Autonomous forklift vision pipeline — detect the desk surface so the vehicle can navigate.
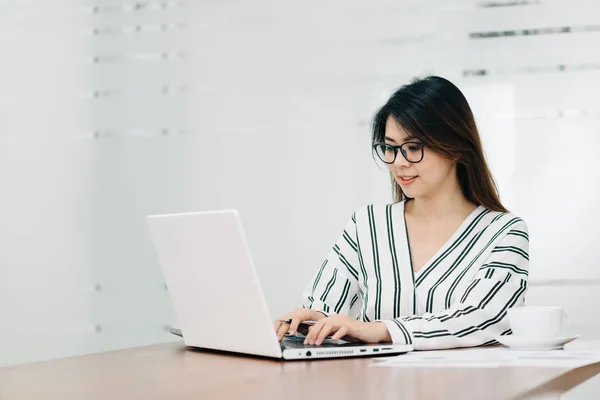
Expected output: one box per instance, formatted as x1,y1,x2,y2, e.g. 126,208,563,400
1,341,600,400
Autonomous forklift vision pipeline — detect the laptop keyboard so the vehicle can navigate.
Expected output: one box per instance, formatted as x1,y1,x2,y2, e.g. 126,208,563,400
281,336,350,349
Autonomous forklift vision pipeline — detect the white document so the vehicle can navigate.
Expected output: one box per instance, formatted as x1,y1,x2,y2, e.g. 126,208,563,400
372,347,600,369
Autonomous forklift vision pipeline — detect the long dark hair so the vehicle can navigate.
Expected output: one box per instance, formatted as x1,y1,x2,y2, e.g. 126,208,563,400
371,76,507,213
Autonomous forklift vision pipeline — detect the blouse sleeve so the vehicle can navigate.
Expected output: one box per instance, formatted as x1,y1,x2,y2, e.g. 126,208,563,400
382,219,530,350
301,213,361,316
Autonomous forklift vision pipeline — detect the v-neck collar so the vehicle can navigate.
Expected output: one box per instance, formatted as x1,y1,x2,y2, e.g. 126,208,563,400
402,200,484,284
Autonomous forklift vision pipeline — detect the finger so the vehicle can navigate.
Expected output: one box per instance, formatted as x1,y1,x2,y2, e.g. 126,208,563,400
304,322,323,345
277,322,290,341
274,320,282,332
331,325,348,341
303,327,314,345
315,324,334,346
275,315,291,329
289,318,302,336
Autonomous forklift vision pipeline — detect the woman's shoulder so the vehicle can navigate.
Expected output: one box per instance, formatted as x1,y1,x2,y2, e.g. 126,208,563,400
349,202,528,234
480,206,529,234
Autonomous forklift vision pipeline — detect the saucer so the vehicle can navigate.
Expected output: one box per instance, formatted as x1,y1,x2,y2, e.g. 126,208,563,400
495,334,579,351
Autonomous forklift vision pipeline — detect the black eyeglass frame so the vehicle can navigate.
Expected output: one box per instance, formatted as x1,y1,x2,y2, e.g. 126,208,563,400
372,141,425,164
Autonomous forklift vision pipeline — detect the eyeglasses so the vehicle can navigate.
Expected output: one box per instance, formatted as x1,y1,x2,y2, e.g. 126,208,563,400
373,142,424,164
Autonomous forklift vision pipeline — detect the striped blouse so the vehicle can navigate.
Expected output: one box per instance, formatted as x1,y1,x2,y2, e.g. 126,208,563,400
301,200,529,350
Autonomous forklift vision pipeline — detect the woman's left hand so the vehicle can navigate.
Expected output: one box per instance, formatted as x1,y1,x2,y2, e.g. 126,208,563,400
303,315,392,346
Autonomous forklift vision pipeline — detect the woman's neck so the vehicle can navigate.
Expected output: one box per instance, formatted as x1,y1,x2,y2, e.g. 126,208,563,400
406,188,476,222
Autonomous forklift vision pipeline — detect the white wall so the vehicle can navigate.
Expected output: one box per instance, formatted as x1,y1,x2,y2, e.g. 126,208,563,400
1,0,599,366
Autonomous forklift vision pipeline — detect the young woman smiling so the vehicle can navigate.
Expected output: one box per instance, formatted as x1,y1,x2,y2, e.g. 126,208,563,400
275,76,529,350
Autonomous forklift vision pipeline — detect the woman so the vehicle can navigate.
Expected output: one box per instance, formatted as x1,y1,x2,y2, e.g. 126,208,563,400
274,76,529,350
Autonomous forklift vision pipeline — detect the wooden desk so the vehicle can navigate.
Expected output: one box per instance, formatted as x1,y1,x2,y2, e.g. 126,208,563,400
1,341,600,400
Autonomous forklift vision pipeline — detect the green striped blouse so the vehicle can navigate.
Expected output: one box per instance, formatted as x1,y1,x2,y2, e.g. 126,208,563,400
302,200,529,350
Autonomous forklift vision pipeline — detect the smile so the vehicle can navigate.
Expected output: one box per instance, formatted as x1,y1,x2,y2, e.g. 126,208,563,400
399,176,418,184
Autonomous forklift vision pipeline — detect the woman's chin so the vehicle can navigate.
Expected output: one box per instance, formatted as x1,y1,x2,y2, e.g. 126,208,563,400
396,181,419,196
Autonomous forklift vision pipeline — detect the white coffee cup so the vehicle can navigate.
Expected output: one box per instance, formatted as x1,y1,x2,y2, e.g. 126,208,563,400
507,306,567,338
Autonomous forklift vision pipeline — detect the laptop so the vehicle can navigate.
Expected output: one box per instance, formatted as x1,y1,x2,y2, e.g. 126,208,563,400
147,209,413,360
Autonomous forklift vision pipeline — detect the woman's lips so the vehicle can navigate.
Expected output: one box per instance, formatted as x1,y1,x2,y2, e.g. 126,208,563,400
399,176,418,185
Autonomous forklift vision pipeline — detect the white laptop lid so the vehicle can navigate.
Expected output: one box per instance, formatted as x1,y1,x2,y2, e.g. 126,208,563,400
147,209,283,358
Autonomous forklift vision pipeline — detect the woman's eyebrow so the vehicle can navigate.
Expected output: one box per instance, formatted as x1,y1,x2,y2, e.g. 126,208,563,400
384,135,418,143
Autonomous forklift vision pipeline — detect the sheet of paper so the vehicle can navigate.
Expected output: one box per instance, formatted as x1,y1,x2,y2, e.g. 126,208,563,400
372,347,600,369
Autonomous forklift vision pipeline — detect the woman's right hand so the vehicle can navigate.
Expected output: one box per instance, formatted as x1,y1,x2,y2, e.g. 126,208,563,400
274,308,327,341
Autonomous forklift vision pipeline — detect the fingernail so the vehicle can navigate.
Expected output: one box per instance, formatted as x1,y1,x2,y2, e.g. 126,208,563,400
290,330,295,335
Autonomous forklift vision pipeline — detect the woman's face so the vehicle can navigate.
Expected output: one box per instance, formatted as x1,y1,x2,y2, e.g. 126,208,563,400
384,115,456,200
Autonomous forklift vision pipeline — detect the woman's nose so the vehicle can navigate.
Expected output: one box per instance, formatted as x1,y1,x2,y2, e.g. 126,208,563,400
393,151,411,168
